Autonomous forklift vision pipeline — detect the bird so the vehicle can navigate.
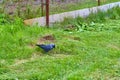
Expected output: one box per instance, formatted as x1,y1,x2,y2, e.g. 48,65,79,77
36,44,55,52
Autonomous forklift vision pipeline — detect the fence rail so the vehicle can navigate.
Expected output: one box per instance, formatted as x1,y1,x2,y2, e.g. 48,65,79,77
24,1,120,26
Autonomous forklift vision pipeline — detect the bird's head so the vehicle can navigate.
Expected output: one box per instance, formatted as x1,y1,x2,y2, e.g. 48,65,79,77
50,44,55,48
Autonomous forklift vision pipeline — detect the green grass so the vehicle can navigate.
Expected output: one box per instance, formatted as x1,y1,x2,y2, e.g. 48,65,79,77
1,19,120,79
30,0,120,18
0,7,120,79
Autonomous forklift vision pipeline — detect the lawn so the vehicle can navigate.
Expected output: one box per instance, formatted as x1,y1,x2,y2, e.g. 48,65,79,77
0,19,120,79
0,6,120,80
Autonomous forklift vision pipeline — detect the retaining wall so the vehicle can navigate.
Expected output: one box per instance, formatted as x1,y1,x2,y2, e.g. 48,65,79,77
24,2,120,26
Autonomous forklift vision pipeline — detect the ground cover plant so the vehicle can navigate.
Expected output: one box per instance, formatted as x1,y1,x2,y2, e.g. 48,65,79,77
0,6,120,79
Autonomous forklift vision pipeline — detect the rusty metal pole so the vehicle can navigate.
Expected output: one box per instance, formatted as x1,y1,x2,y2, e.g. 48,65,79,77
41,0,44,16
98,0,100,6
46,0,49,27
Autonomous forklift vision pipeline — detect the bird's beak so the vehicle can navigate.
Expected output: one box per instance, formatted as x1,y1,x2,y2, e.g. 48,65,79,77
54,45,55,48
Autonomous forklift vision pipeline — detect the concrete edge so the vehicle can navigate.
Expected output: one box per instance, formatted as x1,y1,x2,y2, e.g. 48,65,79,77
24,2,120,26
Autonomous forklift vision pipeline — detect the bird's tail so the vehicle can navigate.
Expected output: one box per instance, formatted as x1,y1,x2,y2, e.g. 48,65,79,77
36,44,44,46
36,44,39,46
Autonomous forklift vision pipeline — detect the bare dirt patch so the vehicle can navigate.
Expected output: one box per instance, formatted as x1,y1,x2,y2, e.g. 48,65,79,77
10,53,71,67
11,59,28,67
10,53,42,67
63,35,81,41
64,25,76,31
27,34,55,49
37,34,55,44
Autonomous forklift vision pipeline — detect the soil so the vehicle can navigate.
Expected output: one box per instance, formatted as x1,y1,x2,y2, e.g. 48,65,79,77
37,34,55,44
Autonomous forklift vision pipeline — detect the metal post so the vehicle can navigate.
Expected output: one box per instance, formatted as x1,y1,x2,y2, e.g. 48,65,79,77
98,0,100,6
46,0,49,27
